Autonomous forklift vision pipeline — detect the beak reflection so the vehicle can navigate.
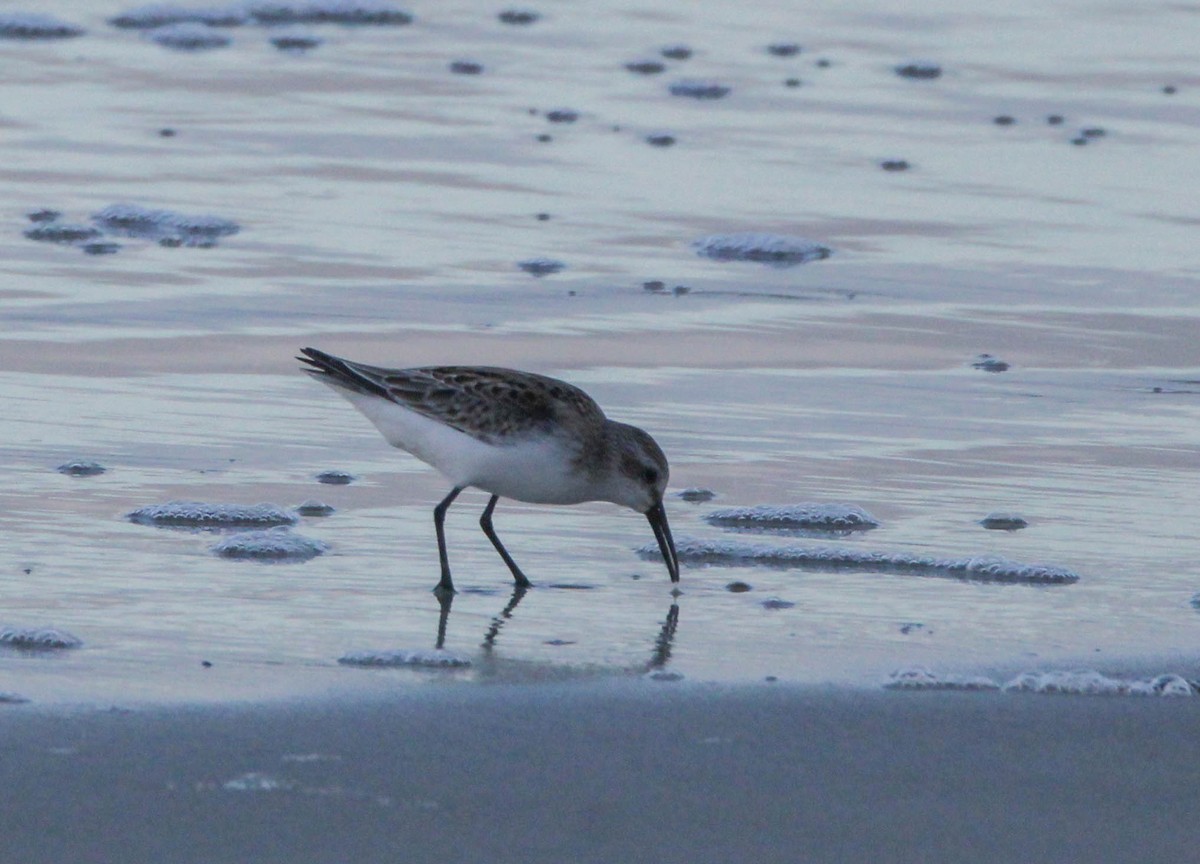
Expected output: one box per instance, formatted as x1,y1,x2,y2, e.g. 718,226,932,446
646,499,680,583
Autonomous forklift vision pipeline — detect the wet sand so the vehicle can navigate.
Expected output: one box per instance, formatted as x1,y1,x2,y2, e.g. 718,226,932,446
3,682,1199,863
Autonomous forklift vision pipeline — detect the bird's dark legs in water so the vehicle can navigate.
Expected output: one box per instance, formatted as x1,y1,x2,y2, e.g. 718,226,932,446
433,486,464,594
434,488,531,594
480,494,533,588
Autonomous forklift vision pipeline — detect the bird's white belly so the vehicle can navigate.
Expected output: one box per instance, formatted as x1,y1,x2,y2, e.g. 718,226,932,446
344,391,596,504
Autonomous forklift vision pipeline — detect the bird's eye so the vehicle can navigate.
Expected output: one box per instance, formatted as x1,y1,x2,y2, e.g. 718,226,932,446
641,467,658,485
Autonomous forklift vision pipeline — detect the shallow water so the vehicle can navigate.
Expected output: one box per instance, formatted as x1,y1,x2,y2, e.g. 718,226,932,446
2,0,1199,703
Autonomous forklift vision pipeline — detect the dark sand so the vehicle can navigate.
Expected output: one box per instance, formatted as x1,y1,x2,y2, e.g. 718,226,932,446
3,682,1199,863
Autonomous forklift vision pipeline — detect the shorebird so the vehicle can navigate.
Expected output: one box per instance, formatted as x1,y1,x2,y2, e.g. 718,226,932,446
298,347,680,593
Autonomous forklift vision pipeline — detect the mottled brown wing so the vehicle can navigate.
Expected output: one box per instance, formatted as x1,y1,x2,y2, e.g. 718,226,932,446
376,365,607,444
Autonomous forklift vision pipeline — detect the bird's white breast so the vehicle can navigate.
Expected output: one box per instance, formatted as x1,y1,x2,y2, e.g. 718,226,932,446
340,390,598,504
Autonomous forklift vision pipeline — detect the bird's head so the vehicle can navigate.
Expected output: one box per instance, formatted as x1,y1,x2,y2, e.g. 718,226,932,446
606,423,679,582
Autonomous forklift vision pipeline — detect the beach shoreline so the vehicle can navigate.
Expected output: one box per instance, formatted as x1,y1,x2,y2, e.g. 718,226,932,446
3,679,1199,863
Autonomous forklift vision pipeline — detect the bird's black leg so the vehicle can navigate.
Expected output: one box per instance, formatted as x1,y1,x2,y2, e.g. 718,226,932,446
479,495,532,588
433,486,464,594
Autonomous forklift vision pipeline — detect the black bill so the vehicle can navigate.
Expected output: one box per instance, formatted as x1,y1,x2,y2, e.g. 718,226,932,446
646,500,680,583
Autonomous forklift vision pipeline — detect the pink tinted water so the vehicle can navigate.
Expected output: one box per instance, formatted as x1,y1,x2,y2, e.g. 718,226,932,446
1,0,1199,702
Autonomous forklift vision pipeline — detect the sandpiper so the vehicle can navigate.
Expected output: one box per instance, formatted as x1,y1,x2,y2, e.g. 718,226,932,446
298,347,680,593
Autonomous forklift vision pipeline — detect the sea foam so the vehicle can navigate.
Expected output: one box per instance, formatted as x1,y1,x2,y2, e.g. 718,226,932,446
705,503,879,532
211,528,328,561
693,233,832,267
338,648,472,668
638,537,1081,584
0,626,83,650
129,501,298,528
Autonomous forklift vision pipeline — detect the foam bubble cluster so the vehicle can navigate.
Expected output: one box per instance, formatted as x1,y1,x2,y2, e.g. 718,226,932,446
625,59,665,75
145,21,232,49
25,204,242,254
57,460,107,476
295,500,335,516
270,30,322,50
92,203,240,242
517,257,565,277
0,13,85,39
244,1,413,25
222,772,294,792
760,597,796,610
24,223,102,244
0,626,83,650
885,666,1001,691
706,503,879,532
497,9,539,25
895,61,942,80
211,528,328,561
1004,670,1198,696
693,233,833,267
109,1,413,28
129,501,299,528
886,667,1199,696
971,353,1010,373
638,537,1081,584
338,648,472,668
980,512,1028,530
109,5,251,28
668,80,730,99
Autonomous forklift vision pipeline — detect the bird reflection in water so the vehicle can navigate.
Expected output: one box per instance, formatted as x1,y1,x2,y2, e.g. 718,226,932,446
480,585,529,653
429,586,680,673
645,602,679,671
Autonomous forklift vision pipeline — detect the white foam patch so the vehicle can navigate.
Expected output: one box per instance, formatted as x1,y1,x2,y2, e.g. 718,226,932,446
668,80,731,99
693,232,832,267
24,223,102,243
887,668,1198,696
295,499,335,516
109,5,250,28
338,648,472,668
885,666,1001,691
93,203,240,238
57,460,106,476
517,257,565,277
0,13,85,39
0,626,83,650
980,512,1028,530
895,60,942,79
270,29,322,49
1004,670,1198,697
129,501,298,528
144,22,233,48
706,503,879,531
222,772,294,792
243,1,414,25
760,597,796,610
211,527,328,561
638,537,1081,584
